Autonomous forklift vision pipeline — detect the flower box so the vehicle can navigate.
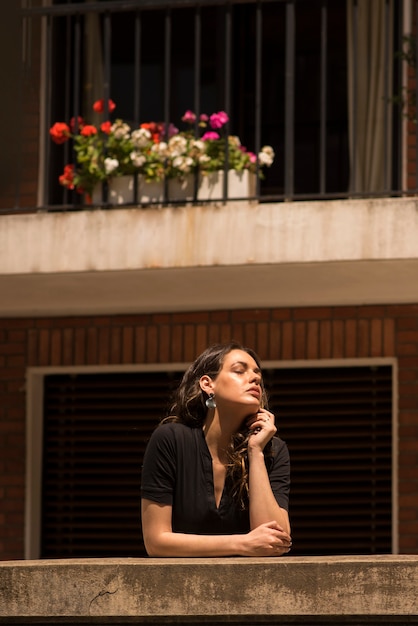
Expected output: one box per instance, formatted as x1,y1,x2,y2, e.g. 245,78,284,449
198,170,256,201
51,99,275,204
93,170,257,206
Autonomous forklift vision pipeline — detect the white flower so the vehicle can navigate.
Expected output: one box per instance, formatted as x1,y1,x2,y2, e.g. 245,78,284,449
173,156,194,172
198,154,211,164
168,135,188,157
111,120,131,140
151,141,168,158
104,158,119,174
258,145,275,167
130,151,146,167
131,128,151,148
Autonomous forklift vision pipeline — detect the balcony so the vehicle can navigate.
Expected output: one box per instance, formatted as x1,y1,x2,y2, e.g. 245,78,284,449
4,0,416,214
1,556,418,624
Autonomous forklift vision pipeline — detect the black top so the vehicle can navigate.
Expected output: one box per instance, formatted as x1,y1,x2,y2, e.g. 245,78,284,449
141,422,290,535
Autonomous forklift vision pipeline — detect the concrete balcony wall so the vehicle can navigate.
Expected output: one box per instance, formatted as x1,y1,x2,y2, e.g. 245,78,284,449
1,197,418,316
1,556,418,625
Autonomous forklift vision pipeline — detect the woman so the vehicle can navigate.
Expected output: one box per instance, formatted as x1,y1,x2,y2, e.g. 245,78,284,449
141,342,291,557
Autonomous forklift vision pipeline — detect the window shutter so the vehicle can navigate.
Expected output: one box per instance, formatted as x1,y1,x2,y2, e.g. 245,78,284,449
41,365,392,557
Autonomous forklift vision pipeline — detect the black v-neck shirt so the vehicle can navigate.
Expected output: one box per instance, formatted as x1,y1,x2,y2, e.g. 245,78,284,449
141,422,290,535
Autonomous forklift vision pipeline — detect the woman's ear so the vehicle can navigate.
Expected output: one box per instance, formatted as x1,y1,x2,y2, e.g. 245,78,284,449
199,375,214,395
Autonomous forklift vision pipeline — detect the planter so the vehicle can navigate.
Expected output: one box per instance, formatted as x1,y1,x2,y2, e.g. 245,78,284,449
198,170,256,201
92,170,257,206
168,176,195,202
137,176,164,204
92,176,135,205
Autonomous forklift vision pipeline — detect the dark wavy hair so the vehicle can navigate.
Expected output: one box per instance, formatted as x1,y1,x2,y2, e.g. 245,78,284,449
162,342,271,508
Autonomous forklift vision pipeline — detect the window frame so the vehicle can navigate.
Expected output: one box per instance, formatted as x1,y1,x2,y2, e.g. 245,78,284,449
25,357,398,559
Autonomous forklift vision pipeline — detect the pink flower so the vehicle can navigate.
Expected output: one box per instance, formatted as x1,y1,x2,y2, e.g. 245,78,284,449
248,151,257,163
209,111,229,129
202,131,220,141
199,113,209,122
181,110,196,123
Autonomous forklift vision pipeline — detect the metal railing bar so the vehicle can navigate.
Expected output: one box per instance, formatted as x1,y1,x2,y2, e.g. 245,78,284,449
21,0,284,18
383,0,390,192
223,3,232,201
163,8,172,202
193,5,202,201
415,0,418,190
44,14,53,207
350,0,358,195
284,0,295,199
319,0,327,195
255,0,262,197
133,10,142,123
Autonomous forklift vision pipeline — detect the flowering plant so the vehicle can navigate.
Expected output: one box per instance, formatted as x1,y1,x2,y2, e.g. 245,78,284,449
50,100,275,197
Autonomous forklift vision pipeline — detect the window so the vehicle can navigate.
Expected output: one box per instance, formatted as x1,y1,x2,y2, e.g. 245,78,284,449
35,361,394,558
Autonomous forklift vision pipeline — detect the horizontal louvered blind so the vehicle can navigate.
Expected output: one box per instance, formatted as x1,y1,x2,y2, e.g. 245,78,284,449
41,365,393,558
41,372,181,557
264,365,393,555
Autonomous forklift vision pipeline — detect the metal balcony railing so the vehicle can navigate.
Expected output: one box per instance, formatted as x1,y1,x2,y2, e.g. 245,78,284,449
15,0,417,212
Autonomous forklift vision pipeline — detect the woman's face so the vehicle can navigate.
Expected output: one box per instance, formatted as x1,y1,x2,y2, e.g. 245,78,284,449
209,349,263,411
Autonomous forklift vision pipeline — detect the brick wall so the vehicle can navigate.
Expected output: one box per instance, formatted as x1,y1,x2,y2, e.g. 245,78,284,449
1,304,417,559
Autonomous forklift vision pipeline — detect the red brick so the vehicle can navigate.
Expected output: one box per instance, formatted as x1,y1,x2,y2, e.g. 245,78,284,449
122,327,134,364
345,319,357,357
98,327,110,364
294,322,306,359
306,320,319,359
159,324,171,362
183,325,197,362
357,319,370,357
74,328,86,364
332,320,344,359
219,323,233,345
86,327,99,364
281,322,293,360
271,309,291,321
383,318,395,356
292,307,327,320
109,327,122,364
268,322,281,360
243,323,256,349
319,320,331,359
62,328,74,365
256,322,269,359
170,325,184,361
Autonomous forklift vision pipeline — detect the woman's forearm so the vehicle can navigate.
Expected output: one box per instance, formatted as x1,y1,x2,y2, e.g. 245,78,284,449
247,448,291,534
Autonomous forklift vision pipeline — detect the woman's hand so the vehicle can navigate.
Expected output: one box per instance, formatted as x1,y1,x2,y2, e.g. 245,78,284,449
240,520,292,557
246,408,277,450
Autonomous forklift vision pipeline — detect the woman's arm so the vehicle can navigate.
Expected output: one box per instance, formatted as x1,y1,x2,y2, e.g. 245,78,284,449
141,499,291,557
247,410,291,535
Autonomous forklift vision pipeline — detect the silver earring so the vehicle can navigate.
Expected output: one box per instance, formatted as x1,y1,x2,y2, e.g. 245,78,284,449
205,393,216,409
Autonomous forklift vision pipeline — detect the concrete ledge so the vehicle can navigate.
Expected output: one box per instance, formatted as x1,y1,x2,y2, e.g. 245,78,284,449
0,556,417,624
2,197,418,316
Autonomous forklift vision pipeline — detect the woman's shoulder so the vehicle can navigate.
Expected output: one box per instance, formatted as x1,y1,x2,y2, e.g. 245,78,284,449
151,421,198,441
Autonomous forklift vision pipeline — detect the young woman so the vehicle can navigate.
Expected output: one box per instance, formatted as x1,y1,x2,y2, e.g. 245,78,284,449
141,342,291,557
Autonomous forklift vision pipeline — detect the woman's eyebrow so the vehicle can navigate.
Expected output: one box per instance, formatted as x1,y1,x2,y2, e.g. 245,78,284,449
232,360,261,374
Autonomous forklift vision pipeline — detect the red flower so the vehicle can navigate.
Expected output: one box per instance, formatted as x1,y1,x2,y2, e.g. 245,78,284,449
70,116,84,132
100,120,112,134
92,98,116,114
58,164,75,189
49,122,70,144
140,121,164,143
80,124,98,137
